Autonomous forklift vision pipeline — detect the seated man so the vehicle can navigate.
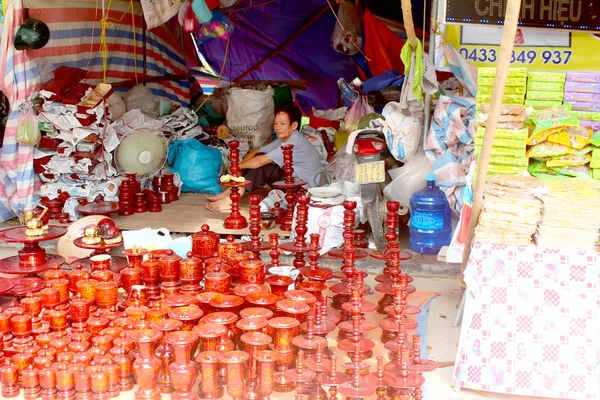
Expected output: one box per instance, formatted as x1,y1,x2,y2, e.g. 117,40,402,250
206,103,322,212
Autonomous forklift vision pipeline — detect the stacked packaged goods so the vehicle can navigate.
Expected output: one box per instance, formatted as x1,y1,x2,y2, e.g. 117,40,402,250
476,67,527,107
534,178,600,251
475,104,528,175
526,106,593,179
474,175,544,246
563,72,600,131
591,146,600,181
524,71,566,110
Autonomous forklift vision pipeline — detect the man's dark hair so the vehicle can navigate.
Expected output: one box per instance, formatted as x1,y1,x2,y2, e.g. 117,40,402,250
275,103,302,129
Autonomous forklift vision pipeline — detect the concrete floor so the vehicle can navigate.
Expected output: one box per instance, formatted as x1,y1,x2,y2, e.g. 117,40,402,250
0,238,556,400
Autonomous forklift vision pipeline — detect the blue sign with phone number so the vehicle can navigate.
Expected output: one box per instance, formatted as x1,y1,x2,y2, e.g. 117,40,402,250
459,48,573,65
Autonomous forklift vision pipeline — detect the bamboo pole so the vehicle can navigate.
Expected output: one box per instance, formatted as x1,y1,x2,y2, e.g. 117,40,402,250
461,0,523,270
400,0,418,48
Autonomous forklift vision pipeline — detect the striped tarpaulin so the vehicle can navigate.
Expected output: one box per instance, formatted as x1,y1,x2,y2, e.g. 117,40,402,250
0,0,191,221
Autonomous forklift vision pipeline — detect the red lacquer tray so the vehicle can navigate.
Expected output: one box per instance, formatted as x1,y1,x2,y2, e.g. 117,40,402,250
6,277,45,296
73,237,123,251
0,254,65,275
76,201,119,216
370,248,413,261
0,277,15,295
0,226,68,243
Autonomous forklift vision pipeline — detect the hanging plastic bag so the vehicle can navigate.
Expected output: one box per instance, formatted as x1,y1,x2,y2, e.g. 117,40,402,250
191,0,213,23
330,0,363,56
16,104,41,145
196,10,234,45
343,95,373,132
383,151,433,208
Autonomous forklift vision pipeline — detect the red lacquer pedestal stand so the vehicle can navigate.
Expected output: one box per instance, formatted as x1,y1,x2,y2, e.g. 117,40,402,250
273,145,306,232
302,234,333,282
73,237,128,272
223,140,252,230
242,195,270,257
279,194,311,270
370,200,412,261
335,201,376,398
330,201,370,311
327,201,369,259
0,226,67,275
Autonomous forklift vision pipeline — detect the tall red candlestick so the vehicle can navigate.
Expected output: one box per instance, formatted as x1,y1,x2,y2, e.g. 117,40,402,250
223,140,251,230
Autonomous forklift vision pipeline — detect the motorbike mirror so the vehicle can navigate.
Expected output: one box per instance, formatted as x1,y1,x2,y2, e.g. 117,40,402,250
14,17,50,51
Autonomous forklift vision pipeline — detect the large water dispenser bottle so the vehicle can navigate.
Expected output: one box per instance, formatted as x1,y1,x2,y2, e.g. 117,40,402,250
409,174,452,255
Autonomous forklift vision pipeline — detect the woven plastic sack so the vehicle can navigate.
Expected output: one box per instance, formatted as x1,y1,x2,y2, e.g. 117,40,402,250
226,87,274,150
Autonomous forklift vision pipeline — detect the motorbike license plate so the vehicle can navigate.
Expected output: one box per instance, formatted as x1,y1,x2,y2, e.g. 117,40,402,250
355,161,385,184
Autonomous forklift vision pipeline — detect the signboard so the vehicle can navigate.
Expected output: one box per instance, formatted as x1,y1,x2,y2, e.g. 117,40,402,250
444,25,600,71
445,0,599,32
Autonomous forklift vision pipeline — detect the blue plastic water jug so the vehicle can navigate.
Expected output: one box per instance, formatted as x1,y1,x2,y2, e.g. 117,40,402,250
409,174,452,255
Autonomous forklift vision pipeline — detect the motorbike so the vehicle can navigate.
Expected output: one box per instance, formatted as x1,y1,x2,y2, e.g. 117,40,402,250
348,129,402,249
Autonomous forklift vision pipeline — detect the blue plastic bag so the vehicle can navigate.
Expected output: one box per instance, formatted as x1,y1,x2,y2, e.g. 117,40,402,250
168,139,222,194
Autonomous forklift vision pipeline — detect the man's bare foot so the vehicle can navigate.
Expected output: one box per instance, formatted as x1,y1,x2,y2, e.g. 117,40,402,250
205,197,232,212
206,189,230,201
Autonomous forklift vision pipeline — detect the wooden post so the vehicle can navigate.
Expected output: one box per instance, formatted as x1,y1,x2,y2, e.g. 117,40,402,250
400,0,418,48
233,6,328,83
461,0,523,270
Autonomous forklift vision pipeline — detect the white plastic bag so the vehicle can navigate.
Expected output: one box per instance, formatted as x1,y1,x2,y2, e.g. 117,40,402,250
384,151,432,208
125,86,160,118
330,0,362,55
16,105,41,145
381,101,422,162
140,0,183,29
226,87,274,150
327,148,357,182
122,228,173,251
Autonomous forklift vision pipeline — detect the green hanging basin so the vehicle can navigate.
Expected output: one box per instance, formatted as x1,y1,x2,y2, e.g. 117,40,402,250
14,18,50,51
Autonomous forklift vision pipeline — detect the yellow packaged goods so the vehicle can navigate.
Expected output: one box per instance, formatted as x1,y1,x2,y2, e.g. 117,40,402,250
524,100,569,110
479,85,526,95
526,91,565,101
592,148,600,160
526,142,569,158
527,125,564,146
550,165,591,178
479,67,527,77
590,159,600,169
547,126,592,150
545,153,592,167
487,164,528,175
526,81,565,91
475,136,526,149
527,71,566,82
571,111,597,121
487,155,529,167
476,126,529,140
593,169,600,180
477,103,526,116
475,113,526,125
476,93,525,105
478,76,527,86
475,145,525,157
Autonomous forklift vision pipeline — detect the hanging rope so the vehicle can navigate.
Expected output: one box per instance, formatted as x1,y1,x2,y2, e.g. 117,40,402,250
192,35,232,114
99,0,139,84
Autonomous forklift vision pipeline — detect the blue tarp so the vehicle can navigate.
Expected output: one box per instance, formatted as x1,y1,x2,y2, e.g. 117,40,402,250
200,1,358,112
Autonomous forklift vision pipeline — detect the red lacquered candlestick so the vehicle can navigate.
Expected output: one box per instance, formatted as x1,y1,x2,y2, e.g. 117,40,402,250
268,233,280,270
280,194,311,270
242,195,269,257
326,201,369,259
273,145,306,232
370,200,400,260
302,234,332,282
223,141,251,230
